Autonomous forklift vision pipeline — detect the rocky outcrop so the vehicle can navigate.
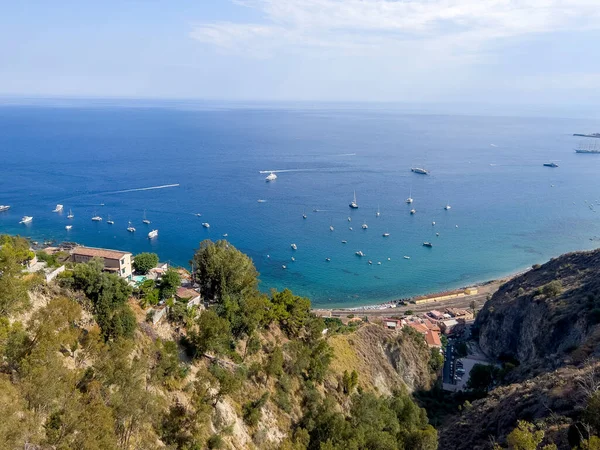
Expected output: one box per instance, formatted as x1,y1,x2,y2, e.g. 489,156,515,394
439,362,600,450
476,248,600,373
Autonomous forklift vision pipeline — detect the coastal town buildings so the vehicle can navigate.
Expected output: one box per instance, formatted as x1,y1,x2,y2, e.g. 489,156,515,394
71,246,133,279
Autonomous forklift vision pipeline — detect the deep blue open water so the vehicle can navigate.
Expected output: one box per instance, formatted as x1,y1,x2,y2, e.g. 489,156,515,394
1,103,599,307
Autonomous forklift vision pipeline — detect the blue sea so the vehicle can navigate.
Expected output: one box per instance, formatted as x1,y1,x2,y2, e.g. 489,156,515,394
1,102,599,308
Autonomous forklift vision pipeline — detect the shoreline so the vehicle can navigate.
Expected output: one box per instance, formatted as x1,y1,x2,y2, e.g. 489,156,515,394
312,266,532,314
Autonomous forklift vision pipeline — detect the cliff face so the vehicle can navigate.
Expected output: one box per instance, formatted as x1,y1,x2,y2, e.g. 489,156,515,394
476,248,600,372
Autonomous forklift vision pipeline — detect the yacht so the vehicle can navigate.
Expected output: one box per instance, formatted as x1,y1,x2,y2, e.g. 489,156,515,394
20,216,33,224
148,229,158,239
410,209,416,215
291,243,297,250
127,221,136,232
406,188,413,204
67,209,74,219
355,251,365,257
423,242,433,248
349,190,358,209
65,225,72,230
265,172,277,182
0,205,10,212
107,215,114,225
142,210,151,224
53,204,64,212
411,167,429,175
202,222,210,228
91,215,102,221
382,232,390,237
361,221,368,229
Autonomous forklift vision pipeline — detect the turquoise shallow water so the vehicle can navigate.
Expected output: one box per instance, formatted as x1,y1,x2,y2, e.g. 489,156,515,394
1,104,599,307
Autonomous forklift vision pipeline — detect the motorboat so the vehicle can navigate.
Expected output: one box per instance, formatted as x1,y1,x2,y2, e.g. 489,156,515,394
20,216,33,224
423,242,433,248
127,221,136,232
355,251,365,257
383,232,390,237
325,258,331,262
53,204,63,212
202,222,210,228
411,167,429,175
266,172,277,182
107,215,114,225
291,243,297,250
0,205,10,212
432,221,436,226
91,215,102,221
410,209,416,215
148,229,158,239
330,225,334,231
444,203,451,210
361,221,368,229
65,225,72,230
342,240,347,244
404,256,410,259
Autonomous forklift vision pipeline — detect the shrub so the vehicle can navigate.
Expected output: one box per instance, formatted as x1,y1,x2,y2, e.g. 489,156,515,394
132,253,159,274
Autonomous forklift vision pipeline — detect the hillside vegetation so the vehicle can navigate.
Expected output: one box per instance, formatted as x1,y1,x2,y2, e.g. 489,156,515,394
0,236,438,450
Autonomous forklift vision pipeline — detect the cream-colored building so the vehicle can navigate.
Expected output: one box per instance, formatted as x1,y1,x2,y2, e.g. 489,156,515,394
71,246,133,279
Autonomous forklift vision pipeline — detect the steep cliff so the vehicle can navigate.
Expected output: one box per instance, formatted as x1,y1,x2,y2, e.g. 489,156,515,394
476,248,600,373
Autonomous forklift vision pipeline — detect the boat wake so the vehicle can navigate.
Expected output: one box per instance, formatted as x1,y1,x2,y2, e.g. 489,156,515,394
104,184,180,194
258,168,329,174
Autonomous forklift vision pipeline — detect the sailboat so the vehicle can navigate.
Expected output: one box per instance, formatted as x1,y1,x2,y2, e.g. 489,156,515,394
362,220,368,229
127,221,136,232
302,208,307,219
406,188,413,204
67,209,74,219
142,210,151,224
444,202,451,210
349,191,358,209
107,215,114,225
376,205,381,217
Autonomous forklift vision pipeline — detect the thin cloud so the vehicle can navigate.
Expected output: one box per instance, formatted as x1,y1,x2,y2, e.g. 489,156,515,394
191,0,600,56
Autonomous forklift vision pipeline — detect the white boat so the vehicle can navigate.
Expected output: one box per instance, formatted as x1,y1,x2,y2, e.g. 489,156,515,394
142,210,151,224
291,257,295,261
406,188,413,204
282,265,287,270
265,172,277,182
202,222,210,228
342,240,347,244
410,209,416,215
368,260,373,265
53,204,64,212
349,227,353,231
325,258,331,262
303,209,307,219
404,256,411,260
377,262,381,265
0,205,10,212
347,216,351,222
223,233,228,237
355,251,365,257
67,209,74,219
411,167,429,175
376,205,381,217
432,221,436,226
91,215,102,221
329,225,334,231
19,216,33,224
444,203,451,210
349,190,358,209
361,221,368,229
291,243,297,250
383,232,390,237
127,221,136,232
195,213,202,217
148,229,158,239
257,199,267,203
107,215,114,225
65,225,72,230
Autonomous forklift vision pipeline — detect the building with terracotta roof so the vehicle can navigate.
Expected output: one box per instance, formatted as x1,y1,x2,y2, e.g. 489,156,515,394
425,330,442,348
176,287,202,308
71,246,133,279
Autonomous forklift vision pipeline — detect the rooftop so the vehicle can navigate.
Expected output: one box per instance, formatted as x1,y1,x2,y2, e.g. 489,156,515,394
425,330,442,347
176,287,200,299
72,246,131,260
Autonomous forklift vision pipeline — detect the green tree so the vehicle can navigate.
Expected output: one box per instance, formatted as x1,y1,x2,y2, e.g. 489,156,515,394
265,346,284,379
132,252,159,274
192,240,258,302
466,363,498,392
243,392,270,426
0,235,32,316
506,420,547,450
342,370,359,395
159,268,181,300
189,309,231,356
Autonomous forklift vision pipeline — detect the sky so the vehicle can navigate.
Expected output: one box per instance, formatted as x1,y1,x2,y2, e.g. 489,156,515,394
2,0,600,106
